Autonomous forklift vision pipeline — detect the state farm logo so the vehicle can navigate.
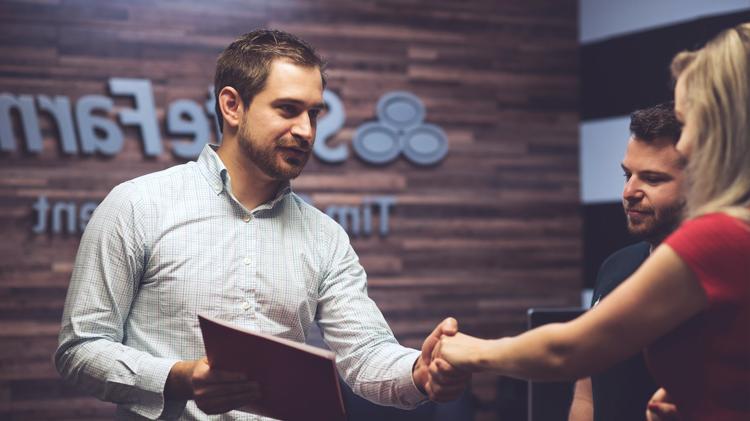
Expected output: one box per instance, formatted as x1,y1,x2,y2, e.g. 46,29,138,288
315,91,448,166
354,92,448,165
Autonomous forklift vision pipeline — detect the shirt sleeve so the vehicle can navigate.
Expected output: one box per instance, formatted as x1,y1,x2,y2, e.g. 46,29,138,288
54,182,186,419
315,223,427,409
664,212,750,304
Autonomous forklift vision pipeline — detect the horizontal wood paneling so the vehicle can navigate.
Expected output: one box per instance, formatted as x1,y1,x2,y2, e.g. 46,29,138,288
0,0,579,419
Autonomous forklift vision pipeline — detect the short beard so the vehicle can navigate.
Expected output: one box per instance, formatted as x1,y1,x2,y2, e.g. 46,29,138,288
626,200,685,245
238,122,308,180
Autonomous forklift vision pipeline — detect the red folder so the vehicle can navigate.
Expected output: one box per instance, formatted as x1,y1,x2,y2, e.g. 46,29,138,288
198,313,346,421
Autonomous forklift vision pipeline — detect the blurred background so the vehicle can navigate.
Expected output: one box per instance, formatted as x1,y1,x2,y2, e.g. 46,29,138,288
1,1,748,420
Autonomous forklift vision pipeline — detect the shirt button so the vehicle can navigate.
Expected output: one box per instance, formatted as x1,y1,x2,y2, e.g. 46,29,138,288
243,216,251,223
242,301,252,311
243,257,251,265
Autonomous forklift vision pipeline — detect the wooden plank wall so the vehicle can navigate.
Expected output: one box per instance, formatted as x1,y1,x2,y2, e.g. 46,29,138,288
0,0,580,419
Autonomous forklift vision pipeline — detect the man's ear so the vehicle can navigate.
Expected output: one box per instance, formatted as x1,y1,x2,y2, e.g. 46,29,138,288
218,86,244,130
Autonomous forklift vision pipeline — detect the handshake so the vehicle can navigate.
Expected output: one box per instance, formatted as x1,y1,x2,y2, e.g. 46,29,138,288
414,317,481,402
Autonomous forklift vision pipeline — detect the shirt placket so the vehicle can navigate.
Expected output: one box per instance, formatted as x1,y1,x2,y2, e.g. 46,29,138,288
241,211,260,323
240,212,268,421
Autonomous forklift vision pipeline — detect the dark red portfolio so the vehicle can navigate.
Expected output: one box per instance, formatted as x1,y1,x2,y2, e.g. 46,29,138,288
198,313,346,421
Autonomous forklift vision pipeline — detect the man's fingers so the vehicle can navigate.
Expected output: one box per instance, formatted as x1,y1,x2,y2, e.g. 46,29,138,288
209,381,258,395
422,320,447,362
195,386,262,415
429,358,469,383
439,317,458,336
421,338,437,362
193,357,248,384
192,359,262,414
647,402,679,415
425,357,471,403
647,403,680,421
201,370,249,384
422,317,458,363
649,387,668,403
428,317,458,343
194,381,260,400
431,338,442,362
646,387,679,421
424,376,434,397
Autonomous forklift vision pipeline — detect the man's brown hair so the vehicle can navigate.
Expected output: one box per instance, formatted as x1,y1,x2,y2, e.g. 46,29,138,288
214,29,326,132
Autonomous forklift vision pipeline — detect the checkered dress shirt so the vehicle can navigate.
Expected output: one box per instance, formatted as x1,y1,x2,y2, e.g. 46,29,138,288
56,144,424,420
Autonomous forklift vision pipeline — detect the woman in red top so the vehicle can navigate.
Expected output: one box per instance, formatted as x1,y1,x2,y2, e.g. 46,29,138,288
433,24,750,420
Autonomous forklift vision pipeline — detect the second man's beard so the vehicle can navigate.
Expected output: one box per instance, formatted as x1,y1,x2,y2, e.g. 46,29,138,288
626,200,685,244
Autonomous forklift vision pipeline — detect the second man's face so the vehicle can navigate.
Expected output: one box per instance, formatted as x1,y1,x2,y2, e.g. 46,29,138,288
238,59,325,181
621,137,686,243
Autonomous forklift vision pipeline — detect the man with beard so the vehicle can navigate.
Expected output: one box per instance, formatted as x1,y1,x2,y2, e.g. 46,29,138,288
55,30,468,420
568,102,685,421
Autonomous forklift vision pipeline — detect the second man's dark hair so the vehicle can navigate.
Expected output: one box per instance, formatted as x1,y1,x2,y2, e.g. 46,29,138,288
629,101,682,144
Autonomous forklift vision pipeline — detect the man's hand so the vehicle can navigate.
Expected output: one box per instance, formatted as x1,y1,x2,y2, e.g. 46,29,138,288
165,357,260,415
413,317,471,402
568,378,594,421
646,388,681,421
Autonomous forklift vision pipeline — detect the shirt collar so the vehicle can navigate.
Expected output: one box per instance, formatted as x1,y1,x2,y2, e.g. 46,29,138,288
197,144,227,195
196,143,293,210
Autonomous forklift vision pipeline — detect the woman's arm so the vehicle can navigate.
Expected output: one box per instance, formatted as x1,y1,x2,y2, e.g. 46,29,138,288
435,244,707,381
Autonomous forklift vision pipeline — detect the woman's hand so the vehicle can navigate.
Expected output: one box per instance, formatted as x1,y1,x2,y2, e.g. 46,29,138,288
433,332,492,371
646,388,680,421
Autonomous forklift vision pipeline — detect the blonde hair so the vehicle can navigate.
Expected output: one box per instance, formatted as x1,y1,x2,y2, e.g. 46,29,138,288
671,23,750,221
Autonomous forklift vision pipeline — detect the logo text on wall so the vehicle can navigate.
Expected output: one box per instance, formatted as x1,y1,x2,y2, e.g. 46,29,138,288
1,79,449,236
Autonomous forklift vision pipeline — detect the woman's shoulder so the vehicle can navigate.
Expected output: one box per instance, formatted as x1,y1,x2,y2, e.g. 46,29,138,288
665,211,750,288
678,211,750,239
